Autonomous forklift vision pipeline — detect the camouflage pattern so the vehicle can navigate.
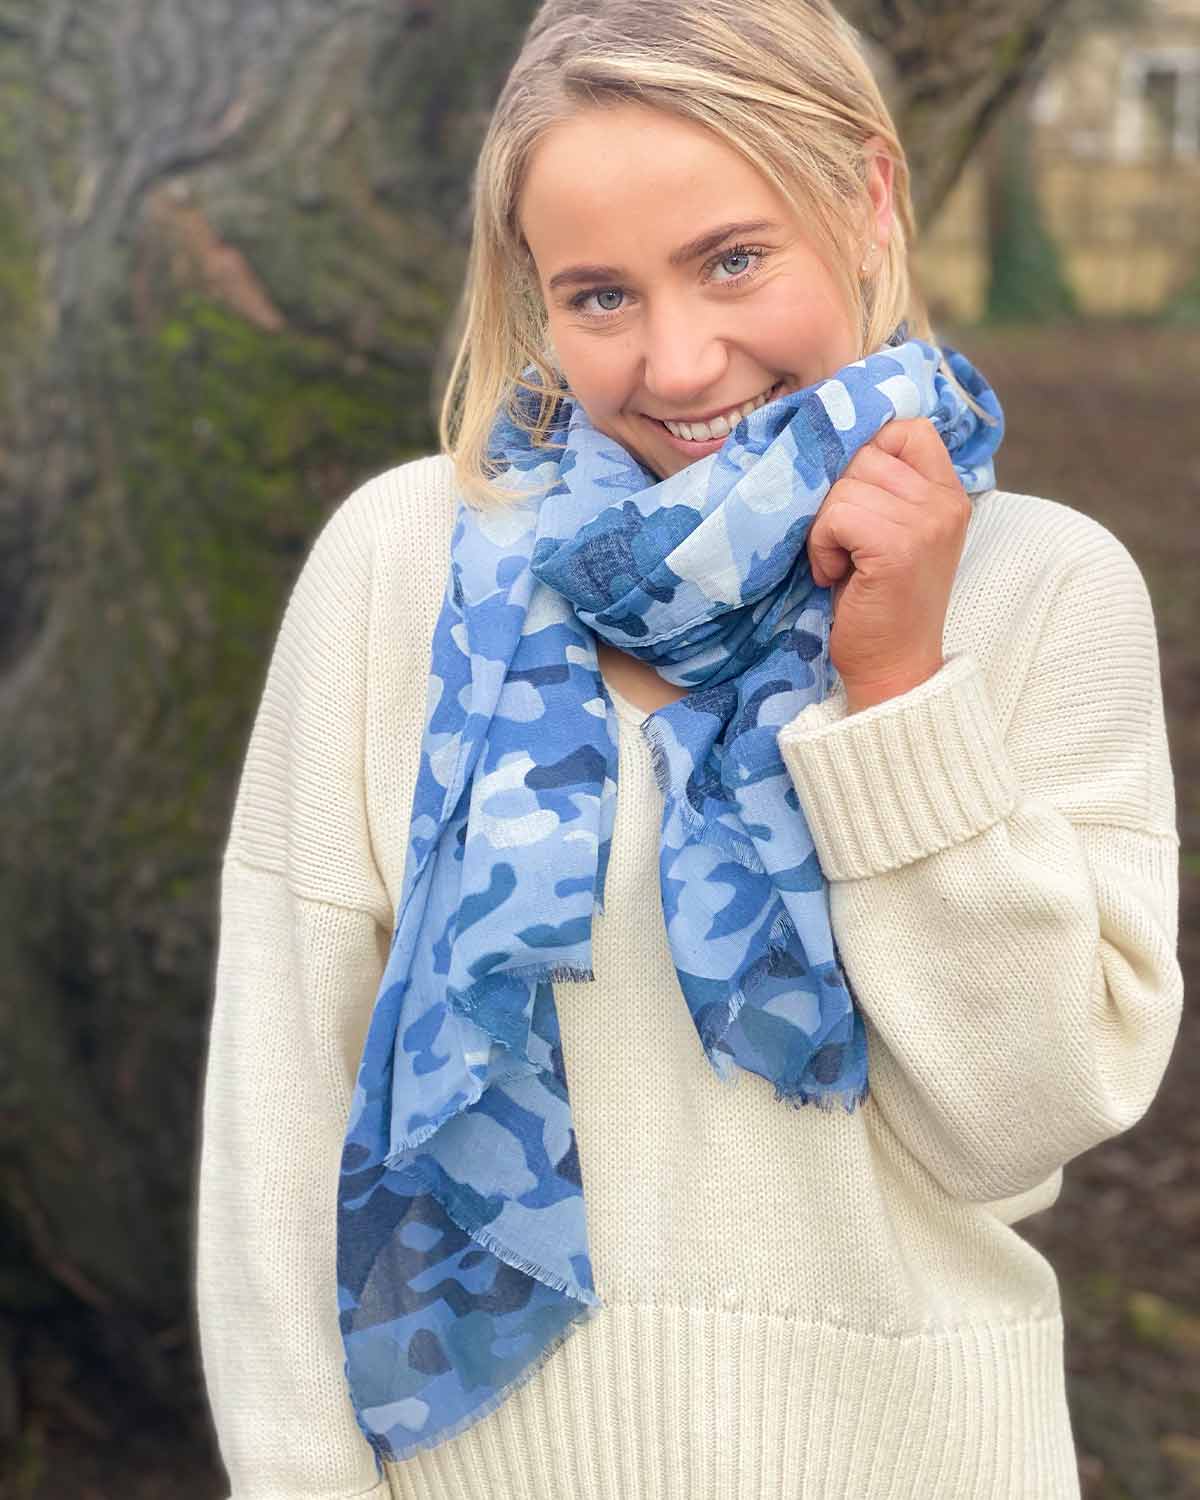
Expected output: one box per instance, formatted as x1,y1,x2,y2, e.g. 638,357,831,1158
337,335,1004,1467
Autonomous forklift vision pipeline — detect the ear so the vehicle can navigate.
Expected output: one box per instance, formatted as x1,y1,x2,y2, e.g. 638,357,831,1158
862,134,895,251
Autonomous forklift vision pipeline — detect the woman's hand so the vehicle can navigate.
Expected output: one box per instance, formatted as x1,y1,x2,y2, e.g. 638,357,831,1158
807,417,971,715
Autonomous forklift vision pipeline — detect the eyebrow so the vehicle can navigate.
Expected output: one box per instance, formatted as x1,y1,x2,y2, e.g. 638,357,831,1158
545,219,782,292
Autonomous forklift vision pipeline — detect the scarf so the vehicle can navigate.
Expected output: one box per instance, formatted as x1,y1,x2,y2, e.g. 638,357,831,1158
337,332,1004,1468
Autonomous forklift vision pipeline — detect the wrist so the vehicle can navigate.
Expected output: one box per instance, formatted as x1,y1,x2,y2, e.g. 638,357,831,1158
842,658,944,715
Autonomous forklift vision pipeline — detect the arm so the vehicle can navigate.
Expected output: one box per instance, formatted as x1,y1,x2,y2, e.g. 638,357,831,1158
194,490,395,1498
778,528,1182,1203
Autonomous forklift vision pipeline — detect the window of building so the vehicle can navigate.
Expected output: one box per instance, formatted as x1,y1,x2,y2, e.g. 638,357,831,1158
1115,48,1200,160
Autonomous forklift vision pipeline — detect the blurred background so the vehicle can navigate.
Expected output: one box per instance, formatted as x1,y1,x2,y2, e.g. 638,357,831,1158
0,1,1195,1497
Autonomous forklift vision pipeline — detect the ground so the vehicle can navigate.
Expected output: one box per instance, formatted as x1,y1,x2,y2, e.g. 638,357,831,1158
7,321,1198,1500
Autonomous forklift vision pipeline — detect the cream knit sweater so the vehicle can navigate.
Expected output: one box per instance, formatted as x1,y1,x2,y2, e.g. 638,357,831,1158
195,453,1182,1500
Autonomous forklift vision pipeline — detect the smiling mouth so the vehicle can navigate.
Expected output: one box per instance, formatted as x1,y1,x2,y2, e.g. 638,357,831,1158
649,379,788,443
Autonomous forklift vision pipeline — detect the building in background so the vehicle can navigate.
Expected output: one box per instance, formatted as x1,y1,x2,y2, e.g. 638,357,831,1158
916,0,1200,322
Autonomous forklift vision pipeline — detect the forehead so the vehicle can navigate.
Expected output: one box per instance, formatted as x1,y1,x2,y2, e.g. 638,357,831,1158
518,103,789,272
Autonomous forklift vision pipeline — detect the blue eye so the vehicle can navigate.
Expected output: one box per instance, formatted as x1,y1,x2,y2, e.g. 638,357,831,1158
567,243,768,319
569,287,624,315
711,246,766,282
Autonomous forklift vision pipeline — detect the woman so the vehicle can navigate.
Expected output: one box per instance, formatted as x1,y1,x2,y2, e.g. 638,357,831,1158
195,2,1182,1497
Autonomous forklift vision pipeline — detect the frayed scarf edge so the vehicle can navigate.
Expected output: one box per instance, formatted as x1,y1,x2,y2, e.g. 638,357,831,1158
363,1295,605,1469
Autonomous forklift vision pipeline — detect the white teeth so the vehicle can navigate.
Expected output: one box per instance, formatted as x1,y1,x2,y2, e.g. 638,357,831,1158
661,381,781,441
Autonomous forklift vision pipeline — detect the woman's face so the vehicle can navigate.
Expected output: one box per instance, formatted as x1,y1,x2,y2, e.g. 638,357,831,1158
519,103,893,479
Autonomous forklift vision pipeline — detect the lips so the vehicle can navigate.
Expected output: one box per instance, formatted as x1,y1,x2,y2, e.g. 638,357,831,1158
652,379,787,443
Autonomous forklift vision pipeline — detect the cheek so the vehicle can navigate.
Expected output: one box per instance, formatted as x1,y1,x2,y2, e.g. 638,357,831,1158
757,276,842,334
753,282,858,373
555,335,635,415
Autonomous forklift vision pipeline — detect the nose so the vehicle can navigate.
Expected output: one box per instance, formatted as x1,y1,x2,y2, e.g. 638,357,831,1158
639,300,729,411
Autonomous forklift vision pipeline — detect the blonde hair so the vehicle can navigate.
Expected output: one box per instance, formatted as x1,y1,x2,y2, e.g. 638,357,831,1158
439,0,937,507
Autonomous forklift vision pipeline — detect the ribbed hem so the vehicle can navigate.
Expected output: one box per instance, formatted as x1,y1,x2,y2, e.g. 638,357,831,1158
381,1303,1079,1500
776,653,1019,880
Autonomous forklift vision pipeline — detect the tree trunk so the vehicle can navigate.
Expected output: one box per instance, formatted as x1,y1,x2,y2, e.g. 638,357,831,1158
982,92,1078,321
840,0,1077,230
0,0,535,1469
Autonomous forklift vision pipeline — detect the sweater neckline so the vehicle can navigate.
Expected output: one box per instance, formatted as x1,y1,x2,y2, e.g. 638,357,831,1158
602,677,649,728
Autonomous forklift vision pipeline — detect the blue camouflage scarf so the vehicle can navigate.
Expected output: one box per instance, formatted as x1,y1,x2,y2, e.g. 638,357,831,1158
337,332,1003,1469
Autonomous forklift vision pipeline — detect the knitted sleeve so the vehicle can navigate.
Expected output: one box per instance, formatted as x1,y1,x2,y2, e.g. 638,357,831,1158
195,484,394,1499
776,523,1182,1203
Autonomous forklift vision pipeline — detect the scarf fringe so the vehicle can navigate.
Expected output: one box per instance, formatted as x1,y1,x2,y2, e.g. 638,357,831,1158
384,1112,463,1161
710,934,867,1115
384,964,599,1163
462,1217,602,1306
383,1054,551,1165
641,718,776,876
640,714,674,798
378,1150,601,1308
365,1295,605,1468
769,907,799,947
719,909,800,1030
703,1041,868,1114
451,963,596,1016
772,1076,871,1113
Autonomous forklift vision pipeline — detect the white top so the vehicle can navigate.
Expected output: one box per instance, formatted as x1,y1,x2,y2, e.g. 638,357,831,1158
195,453,1182,1500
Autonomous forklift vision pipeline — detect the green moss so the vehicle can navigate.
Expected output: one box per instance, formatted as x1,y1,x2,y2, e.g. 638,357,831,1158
0,191,38,339
2,1416,46,1499
1125,1290,1200,1353
0,83,43,391
2,281,426,1318
995,23,1033,74
1162,262,1200,325
158,319,193,355
75,289,430,871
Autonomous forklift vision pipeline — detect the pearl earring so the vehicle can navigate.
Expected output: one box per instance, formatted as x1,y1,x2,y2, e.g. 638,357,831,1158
859,243,878,275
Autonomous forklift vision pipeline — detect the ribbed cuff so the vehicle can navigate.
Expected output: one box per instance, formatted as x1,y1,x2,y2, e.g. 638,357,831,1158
776,654,1018,881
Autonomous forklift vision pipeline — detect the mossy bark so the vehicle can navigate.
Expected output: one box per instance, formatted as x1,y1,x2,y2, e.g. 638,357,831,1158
0,0,532,1466
839,0,1078,229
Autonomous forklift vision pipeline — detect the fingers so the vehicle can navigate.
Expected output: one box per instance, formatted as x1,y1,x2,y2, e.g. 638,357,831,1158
866,417,961,490
807,419,969,590
807,490,910,587
840,443,929,508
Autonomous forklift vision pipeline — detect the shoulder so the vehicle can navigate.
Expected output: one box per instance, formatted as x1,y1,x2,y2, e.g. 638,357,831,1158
304,455,464,910
964,489,1173,831
948,487,1161,732
309,451,459,583
954,486,1153,641
283,452,460,655
964,487,1145,588
227,454,460,911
